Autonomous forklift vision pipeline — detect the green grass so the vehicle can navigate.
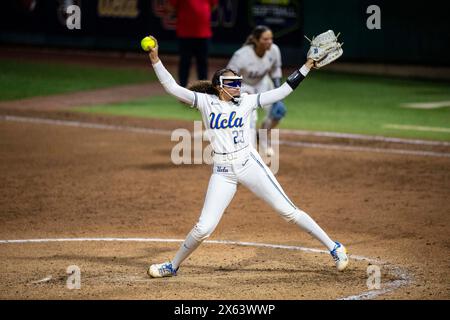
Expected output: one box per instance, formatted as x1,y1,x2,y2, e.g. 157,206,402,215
75,95,203,121
281,72,450,140
0,59,156,101
3,57,449,141
75,71,450,141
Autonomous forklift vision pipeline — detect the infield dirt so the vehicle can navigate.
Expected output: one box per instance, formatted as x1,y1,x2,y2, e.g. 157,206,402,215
0,50,449,299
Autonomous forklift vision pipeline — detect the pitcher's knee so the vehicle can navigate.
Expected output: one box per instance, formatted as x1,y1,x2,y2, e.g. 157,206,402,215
279,208,302,223
191,223,215,241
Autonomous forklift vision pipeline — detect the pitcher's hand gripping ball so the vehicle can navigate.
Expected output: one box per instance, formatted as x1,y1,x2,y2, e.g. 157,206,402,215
141,36,157,52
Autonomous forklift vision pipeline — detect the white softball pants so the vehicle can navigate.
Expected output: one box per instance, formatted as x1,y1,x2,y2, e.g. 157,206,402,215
172,147,336,270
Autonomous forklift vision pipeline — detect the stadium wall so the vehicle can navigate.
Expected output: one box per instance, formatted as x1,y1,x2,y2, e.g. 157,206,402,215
0,0,448,66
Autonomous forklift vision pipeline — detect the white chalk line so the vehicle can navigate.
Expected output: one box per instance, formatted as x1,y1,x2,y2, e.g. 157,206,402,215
280,128,450,146
278,140,450,158
2,115,450,158
1,115,173,136
0,237,412,300
384,124,450,133
401,101,450,109
3,115,450,147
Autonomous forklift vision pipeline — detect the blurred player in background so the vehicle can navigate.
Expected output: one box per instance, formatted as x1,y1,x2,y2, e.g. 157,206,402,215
227,25,285,156
168,0,218,88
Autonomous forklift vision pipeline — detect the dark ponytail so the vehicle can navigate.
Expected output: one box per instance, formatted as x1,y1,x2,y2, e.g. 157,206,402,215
188,80,219,95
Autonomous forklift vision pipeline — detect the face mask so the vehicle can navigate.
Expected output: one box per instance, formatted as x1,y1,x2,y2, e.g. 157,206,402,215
223,80,242,88
219,75,243,89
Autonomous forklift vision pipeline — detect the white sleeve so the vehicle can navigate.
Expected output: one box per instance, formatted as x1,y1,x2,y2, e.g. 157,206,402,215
258,64,310,107
270,45,282,79
257,83,293,107
227,51,241,73
152,61,196,106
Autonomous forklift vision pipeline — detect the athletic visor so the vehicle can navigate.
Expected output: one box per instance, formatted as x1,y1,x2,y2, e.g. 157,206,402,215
220,75,243,88
223,80,242,88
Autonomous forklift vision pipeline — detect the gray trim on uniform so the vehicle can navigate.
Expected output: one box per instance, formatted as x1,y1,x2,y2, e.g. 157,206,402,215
193,92,198,108
257,93,262,109
249,152,297,210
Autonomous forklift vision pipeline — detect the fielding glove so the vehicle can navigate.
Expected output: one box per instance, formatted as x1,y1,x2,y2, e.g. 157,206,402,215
306,30,343,68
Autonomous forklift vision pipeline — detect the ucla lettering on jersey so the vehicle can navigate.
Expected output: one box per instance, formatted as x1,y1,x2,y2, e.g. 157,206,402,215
209,111,244,129
195,92,256,154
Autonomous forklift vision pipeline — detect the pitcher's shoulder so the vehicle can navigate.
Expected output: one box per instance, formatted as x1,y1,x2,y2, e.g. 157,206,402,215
239,92,260,109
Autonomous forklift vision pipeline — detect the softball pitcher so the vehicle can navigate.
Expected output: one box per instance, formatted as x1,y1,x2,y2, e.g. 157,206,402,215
227,25,284,156
146,33,348,278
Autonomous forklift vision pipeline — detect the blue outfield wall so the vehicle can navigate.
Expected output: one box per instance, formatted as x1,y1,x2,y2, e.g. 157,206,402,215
0,0,449,66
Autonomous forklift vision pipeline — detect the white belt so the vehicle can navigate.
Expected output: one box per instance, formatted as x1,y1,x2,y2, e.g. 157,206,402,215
213,145,250,163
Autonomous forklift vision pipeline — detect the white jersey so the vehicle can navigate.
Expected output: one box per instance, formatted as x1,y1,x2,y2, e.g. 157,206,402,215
192,92,258,154
227,44,282,92
152,60,306,155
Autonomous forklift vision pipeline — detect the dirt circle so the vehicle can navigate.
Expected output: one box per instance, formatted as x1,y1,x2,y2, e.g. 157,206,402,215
1,111,449,299
0,238,409,300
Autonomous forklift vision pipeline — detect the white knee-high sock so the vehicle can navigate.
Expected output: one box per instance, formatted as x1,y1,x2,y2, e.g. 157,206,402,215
292,209,336,251
172,229,203,270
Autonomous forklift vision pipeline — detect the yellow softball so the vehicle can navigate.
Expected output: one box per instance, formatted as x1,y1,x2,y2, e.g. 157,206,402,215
141,36,156,52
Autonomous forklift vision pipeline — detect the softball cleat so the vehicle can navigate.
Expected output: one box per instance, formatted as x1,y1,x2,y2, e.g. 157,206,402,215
148,261,177,278
330,241,349,271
